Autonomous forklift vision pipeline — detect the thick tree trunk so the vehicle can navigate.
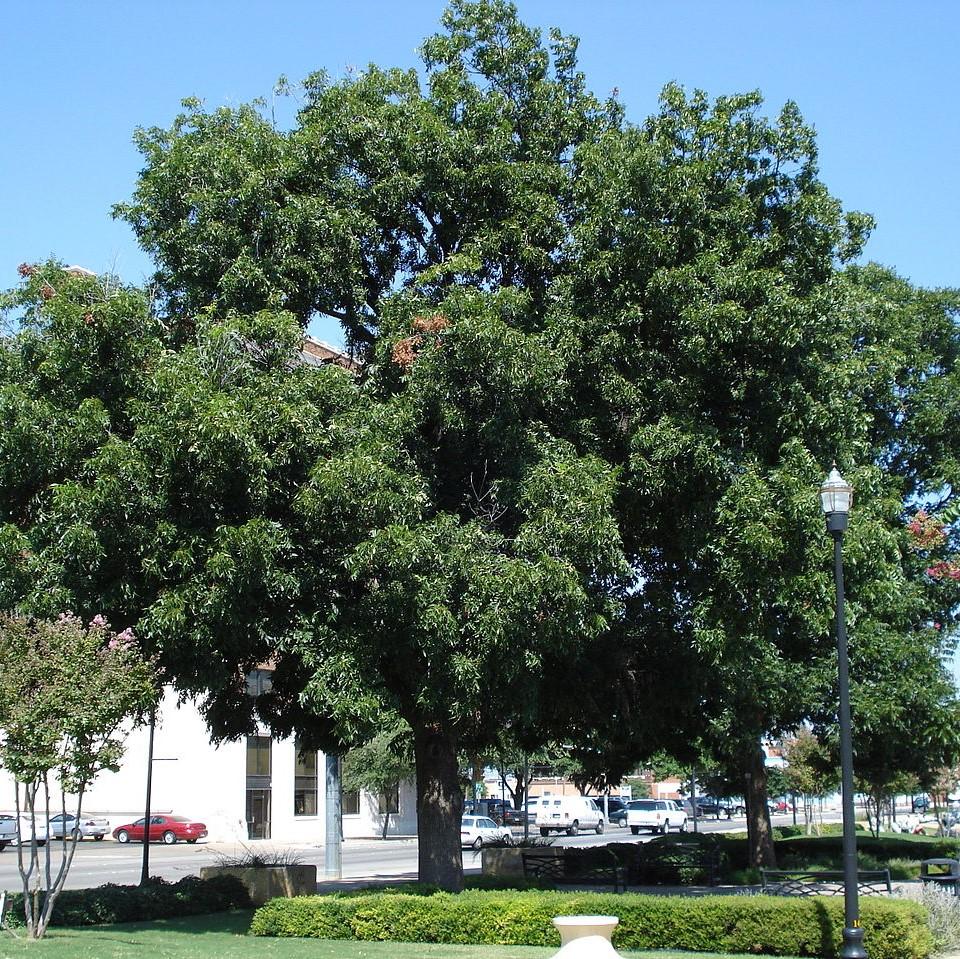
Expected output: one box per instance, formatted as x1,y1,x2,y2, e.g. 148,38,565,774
745,745,776,867
414,724,464,891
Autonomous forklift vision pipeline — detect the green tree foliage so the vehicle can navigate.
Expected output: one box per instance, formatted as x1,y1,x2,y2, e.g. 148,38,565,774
112,1,631,889
557,94,960,860
5,1,960,889
0,613,156,938
0,263,356,746
782,729,839,835
342,723,415,838
115,0,622,350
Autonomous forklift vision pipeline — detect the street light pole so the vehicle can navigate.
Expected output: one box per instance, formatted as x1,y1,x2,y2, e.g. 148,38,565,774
140,707,156,887
821,466,866,959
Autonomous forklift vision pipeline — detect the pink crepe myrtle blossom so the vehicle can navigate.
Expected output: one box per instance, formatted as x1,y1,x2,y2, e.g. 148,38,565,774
108,628,136,649
907,510,947,550
927,561,960,581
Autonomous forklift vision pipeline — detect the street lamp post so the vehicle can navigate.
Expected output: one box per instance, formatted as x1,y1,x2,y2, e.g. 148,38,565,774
820,465,866,959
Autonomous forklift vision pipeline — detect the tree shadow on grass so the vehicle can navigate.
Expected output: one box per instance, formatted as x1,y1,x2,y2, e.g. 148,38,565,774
40,909,256,945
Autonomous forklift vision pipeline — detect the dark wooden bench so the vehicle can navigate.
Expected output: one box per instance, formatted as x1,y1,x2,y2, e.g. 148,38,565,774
522,850,627,893
760,868,891,896
635,841,723,886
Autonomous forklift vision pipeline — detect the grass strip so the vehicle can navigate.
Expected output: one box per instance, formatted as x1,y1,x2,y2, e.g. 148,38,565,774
0,911,803,959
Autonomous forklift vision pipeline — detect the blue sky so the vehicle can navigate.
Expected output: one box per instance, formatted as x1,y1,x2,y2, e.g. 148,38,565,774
1,0,958,351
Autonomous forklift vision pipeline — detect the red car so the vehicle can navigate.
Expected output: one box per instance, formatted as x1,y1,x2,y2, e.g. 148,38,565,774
112,815,207,845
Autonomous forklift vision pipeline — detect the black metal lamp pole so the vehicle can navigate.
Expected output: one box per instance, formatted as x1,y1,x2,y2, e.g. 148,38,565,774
821,466,866,959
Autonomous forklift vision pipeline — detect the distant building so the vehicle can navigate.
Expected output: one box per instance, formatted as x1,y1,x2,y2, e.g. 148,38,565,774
300,335,358,371
0,685,416,842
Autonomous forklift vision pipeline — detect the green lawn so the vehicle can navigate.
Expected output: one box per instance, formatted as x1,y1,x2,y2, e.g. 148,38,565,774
0,912,799,959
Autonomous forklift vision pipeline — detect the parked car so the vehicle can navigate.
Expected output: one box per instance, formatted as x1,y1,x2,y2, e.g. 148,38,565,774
627,798,688,834
502,803,537,827
48,813,109,841
604,797,629,827
536,796,605,836
0,815,15,851
464,799,510,823
113,814,208,845
690,797,732,819
460,815,511,849
12,816,48,846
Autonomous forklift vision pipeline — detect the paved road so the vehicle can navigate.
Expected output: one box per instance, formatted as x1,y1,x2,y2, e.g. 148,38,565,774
0,813,802,891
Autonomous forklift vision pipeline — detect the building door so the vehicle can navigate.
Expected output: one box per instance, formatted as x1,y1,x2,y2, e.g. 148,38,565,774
245,735,272,839
246,788,271,840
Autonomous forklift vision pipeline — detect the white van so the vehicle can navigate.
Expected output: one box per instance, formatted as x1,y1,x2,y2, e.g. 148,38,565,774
535,796,605,836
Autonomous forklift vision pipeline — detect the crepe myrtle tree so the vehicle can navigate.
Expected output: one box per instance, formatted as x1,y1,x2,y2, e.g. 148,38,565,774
0,614,156,939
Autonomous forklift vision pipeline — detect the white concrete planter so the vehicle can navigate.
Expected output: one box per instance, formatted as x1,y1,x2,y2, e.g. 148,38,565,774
551,915,623,959
481,846,525,877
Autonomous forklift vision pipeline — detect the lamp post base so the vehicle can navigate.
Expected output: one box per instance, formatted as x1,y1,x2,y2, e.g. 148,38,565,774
841,925,867,959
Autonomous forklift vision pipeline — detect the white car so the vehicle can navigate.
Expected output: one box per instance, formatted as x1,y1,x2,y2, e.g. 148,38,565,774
627,799,688,835
13,816,49,846
48,813,109,841
460,815,511,849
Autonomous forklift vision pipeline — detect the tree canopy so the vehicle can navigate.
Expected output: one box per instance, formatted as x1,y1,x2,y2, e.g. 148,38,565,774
2,0,959,887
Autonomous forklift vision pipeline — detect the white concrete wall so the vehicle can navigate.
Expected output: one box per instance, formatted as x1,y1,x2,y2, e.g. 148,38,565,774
0,688,418,841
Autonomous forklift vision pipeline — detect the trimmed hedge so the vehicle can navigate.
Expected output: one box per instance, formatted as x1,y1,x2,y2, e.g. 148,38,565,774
3,875,252,928
250,889,933,959
778,835,960,859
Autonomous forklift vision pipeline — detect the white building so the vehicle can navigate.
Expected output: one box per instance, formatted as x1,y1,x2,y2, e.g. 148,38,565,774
1,686,417,843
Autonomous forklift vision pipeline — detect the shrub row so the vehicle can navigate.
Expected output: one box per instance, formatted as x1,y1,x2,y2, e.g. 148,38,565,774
250,888,933,959
776,834,960,866
552,832,956,882
3,874,252,928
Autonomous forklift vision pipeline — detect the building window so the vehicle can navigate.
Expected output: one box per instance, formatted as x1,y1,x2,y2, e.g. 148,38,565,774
294,739,318,816
245,669,273,697
246,736,272,778
342,790,360,815
378,783,399,815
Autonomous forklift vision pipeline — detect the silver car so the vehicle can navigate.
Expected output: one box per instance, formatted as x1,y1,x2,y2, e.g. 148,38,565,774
48,813,109,841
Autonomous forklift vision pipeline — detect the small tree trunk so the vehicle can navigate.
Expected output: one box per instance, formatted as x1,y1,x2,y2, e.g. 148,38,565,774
414,724,464,891
745,746,776,867
381,810,391,840
35,788,84,939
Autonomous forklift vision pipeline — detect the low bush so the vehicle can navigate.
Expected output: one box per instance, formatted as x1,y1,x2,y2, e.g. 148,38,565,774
772,834,960,875
479,835,554,848
250,888,933,959
214,844,305,868
711,831,957,875
3,875,251,928
918,882,960,952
